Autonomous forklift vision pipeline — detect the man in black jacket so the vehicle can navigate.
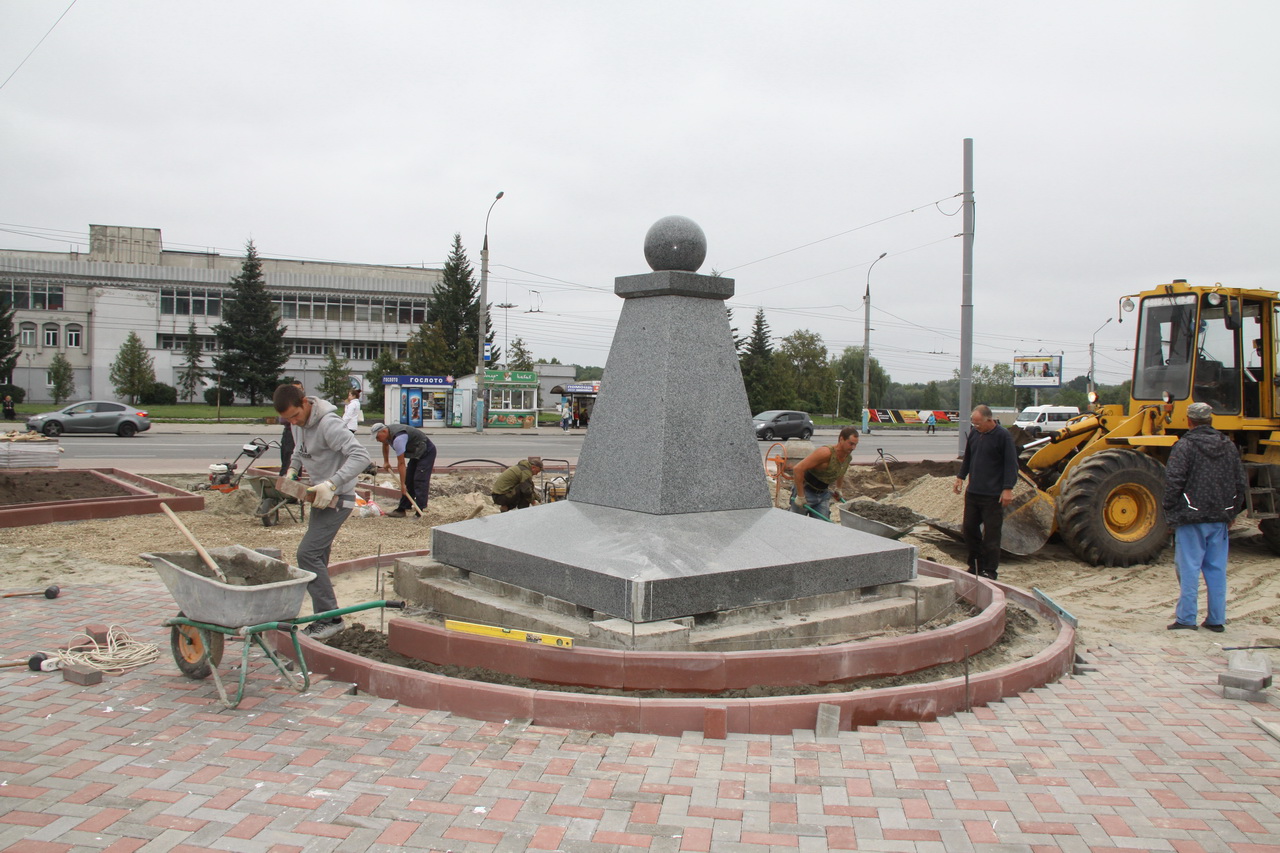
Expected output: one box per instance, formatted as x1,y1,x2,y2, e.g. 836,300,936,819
1163,402,1247,632
953,405,1018,580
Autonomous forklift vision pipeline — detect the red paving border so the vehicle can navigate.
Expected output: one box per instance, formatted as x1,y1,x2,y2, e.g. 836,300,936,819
288,558,1076,736
0,468,204,527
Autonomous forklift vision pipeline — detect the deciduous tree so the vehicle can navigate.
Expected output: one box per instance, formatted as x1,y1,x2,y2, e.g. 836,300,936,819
49,352,74,404
507,337,534,370
319,347,352,404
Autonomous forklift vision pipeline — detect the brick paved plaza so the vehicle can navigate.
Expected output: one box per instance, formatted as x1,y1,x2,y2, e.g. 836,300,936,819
1,580,1278,852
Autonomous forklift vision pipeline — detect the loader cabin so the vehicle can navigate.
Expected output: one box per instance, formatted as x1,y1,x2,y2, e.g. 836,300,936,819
1128,281,1278,425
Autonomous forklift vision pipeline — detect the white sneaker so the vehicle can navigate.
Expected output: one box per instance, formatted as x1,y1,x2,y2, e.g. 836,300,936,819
303,618,345,640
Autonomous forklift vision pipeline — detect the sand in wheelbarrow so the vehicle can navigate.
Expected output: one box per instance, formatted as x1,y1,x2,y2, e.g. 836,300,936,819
841,500,923,528
185,551,294,587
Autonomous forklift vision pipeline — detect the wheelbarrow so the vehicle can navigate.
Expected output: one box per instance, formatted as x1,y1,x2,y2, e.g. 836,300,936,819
142,546,404,709
244,474,306,527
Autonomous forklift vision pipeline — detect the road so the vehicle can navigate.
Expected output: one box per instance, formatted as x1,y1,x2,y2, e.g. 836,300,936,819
46,425,964,475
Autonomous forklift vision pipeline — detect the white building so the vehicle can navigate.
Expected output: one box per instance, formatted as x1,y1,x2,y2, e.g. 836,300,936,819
1,225,442,404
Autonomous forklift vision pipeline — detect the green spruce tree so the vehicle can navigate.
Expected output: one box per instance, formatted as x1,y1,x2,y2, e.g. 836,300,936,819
49,352,75,404
176,321,206,402
740,308,786,413
109,331,156,404
427,234,499,378
212,240,290,405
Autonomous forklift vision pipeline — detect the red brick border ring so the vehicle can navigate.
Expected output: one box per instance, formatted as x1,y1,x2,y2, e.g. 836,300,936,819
291,557,1076,736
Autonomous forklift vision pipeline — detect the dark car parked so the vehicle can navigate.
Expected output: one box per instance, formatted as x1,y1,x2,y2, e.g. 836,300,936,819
27,401,151,437
752,410,814,441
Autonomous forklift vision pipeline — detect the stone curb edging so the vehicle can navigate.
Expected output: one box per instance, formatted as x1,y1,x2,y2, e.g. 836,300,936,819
281,558,1076,736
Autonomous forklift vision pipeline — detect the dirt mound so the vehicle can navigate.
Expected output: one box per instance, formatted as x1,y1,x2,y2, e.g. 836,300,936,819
0,471,134,506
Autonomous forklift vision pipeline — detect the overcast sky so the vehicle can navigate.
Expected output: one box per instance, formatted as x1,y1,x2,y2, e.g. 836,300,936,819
2,1,1276,386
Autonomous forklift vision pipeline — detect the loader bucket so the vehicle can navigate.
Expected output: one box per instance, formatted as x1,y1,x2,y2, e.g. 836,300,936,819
1000,476,1056,555
922,473,1055,556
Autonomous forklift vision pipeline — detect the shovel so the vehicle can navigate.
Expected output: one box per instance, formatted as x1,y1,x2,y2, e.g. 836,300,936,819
158,502,228,583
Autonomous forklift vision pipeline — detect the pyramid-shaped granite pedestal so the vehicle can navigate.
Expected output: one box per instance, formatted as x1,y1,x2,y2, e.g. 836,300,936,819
431,217,915,623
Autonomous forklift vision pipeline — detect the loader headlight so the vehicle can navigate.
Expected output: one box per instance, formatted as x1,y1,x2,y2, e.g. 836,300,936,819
1121,297,1135,313
1087,391,1099,405
1162,390,1174,404
1206,292,1223,306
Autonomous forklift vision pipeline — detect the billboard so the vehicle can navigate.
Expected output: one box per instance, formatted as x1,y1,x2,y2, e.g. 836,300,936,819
1013,355,1062,388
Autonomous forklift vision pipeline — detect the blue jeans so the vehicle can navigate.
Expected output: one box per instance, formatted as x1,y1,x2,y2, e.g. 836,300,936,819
1174,522,1229,626
790,484,832,520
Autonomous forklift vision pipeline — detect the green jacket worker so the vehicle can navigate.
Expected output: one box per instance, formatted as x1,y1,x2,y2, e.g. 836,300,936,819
492,457,544,512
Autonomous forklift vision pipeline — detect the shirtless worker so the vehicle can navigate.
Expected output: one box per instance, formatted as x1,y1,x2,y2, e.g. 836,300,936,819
789,427,859,520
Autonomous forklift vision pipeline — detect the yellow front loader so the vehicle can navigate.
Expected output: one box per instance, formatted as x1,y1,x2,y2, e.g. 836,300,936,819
1012,280,1280,567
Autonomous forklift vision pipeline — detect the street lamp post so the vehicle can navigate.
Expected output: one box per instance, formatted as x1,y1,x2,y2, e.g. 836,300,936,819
1088,317,1112,395
835,378,844,420
861,252,887,434
476,191,504,433
24,352,32,402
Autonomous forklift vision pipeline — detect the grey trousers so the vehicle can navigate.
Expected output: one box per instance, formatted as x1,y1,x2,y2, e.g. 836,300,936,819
296,503,354,614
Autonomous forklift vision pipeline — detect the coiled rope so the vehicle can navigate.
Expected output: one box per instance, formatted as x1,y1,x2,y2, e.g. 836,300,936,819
40,625,159,674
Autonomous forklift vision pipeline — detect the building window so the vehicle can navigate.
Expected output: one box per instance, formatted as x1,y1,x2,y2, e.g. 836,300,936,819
20,323,36,347
1,281,64,311
43,325,59,348
160,287,223,317
66,325,82,349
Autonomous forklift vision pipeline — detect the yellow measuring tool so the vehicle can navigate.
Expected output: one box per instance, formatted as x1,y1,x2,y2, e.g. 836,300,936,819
444,619,574,648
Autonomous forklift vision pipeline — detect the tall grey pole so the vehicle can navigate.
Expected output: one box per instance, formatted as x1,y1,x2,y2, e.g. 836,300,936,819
475,191,504,433
861,252,887,434
957,138,975,455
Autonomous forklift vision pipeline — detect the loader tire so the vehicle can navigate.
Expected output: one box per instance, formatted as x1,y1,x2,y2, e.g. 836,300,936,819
1260,518,1280,556
1057,449,1168,567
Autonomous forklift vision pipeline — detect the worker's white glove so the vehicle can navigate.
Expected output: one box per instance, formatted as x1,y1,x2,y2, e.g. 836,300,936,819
285,469,299,481
307,480,337,508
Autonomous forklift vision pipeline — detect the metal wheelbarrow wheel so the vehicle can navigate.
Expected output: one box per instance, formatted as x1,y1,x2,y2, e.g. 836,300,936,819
170,611,224,679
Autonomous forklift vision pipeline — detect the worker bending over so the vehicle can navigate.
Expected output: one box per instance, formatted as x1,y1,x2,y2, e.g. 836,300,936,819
370,422,437,518
492,456,543,512
790,427,858,520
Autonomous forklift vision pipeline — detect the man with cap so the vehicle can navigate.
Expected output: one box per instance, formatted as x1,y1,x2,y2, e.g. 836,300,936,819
1163,401,1248,632
371,421,437,518
491,456,544,512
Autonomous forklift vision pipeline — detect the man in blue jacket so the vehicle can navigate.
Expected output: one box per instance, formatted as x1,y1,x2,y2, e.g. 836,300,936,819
1163,402,1247,632
953,404,1018,580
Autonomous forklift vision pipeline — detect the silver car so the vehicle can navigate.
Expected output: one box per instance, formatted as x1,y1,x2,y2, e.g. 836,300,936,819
27,401,152,437
752,410,814,441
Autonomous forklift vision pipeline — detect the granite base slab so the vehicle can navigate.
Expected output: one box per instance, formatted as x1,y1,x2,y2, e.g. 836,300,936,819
431,502,916,622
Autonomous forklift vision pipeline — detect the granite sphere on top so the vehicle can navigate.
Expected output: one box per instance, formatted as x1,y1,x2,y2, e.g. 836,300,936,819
643,215,707,272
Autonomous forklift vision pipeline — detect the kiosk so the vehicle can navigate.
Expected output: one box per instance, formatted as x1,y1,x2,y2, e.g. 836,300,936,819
381,375,454,429
484,369,539,428
552,380,600,428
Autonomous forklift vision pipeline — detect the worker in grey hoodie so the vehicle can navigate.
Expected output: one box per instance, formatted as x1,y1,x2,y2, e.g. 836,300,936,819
273,383,372,639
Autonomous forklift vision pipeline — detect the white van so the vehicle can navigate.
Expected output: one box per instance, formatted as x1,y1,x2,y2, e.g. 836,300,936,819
1013,405,1081,435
